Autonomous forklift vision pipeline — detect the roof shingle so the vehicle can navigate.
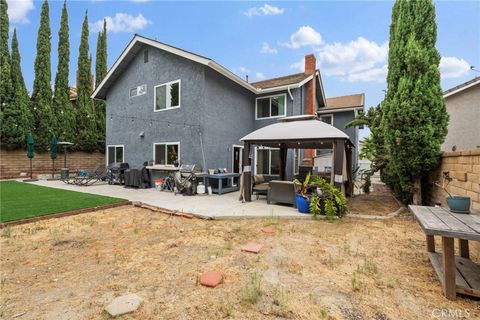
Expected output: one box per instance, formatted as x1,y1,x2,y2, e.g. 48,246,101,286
323,93,365,110
251,72,310,90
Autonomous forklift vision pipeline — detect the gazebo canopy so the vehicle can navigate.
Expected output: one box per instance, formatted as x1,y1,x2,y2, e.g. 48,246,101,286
240,115,351,147
239,115,354,202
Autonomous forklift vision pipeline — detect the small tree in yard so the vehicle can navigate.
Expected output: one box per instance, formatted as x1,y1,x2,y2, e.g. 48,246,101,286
95,19,107,149
31,0,55,151
4,29,33,149
75,12,97,152
382,0,448,204
53,0,76,143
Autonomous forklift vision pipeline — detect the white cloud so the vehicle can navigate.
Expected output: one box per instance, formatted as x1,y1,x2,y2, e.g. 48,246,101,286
289,58,305,72
346,65,388,83
243,4,284,17
255,72,266,80
260,42,278,54
7,0,34,24
90,13,152,33
440,57,471,79
318,37,388,76
238,66,250,74
281,26,323,49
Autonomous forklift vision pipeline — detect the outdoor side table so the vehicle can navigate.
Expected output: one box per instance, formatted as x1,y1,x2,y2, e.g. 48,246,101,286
409,205,480,300
204,173,241,195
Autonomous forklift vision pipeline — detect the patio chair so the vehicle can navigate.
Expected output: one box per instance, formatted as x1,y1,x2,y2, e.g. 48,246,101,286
62,165,107,186
267,180,296,208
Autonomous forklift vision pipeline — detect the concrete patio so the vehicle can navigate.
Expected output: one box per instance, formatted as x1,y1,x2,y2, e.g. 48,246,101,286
28,180,307,219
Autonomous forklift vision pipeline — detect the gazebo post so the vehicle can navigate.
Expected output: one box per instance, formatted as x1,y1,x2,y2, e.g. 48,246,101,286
279,144,287,181
243,142,252,202
333,139,345,189
346,145,353,196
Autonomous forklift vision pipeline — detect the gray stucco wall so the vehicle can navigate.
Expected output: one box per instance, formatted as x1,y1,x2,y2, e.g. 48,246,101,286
105,45,207,167
442,84,480,152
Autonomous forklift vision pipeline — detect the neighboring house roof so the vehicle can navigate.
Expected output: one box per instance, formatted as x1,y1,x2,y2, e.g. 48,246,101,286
251,73,310,89
92,34,326,105
318,93,365,113
443,76,480,98
69,87,77,101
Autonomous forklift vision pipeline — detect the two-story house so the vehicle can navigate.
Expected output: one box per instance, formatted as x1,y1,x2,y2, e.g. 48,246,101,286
92,34,364,179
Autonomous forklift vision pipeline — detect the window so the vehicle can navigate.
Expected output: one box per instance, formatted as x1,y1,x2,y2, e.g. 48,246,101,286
154,142,179,165
107,145,124,165
256,94,286,119
256,147,279,175
154,80,180,111
319,114,333,125
129,84,147,98
144,49,149,63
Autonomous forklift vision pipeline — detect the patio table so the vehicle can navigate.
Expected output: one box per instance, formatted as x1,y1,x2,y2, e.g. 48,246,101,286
409,205,480,300
204,173,241,195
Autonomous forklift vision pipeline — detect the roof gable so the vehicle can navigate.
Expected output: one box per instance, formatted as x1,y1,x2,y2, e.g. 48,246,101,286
92,34,257,99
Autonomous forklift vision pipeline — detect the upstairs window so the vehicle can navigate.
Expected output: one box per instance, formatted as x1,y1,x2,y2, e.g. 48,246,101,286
129,84,147,98
154,80,180,111
256,94,286,120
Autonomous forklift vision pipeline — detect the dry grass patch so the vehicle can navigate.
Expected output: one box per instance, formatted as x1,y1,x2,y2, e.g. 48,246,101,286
1,206,479,319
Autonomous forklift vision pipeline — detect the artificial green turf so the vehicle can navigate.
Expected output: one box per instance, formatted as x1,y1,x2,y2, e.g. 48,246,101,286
0,181,127,222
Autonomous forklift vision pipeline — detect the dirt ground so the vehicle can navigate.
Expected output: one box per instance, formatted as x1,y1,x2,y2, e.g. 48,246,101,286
1,206,479,319
348,183,401,216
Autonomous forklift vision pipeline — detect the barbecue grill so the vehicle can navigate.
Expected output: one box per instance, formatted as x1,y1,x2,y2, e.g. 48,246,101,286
107,162,129,185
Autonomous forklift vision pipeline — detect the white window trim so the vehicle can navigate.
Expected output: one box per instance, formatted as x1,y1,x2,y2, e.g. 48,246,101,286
232,144,244,173
106,144,125,166
254,146,279,175
319,113,334,126
255,93,287,120
153,79,181,112
153,142,180,165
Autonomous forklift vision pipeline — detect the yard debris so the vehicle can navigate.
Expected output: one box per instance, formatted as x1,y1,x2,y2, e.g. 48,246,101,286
200,271,223,288
137,203,194,219
241,242,263,254
261,226,276,234
105,293,143,317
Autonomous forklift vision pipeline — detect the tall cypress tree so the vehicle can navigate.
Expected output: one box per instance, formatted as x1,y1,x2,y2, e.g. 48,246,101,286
31,0,53,151
1,29,33,149
382,0,448,204
53,0,75,143
0,0,13,118
76,11,97,152
94,19,107,148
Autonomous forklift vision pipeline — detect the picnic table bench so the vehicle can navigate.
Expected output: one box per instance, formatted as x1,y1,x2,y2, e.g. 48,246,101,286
409,205,480,300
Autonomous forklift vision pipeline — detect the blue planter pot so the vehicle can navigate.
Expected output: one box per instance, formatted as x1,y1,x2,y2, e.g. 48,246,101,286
295,194,310,214
446,196,470,214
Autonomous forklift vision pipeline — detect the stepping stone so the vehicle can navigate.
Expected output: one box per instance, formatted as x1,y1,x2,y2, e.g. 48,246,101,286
200,270,223,288
241,242,263,254
261,226,275,234
105,293,143,317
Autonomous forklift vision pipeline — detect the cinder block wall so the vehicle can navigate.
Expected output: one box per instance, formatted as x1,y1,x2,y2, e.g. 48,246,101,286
0,149,105,179
429,149,480,212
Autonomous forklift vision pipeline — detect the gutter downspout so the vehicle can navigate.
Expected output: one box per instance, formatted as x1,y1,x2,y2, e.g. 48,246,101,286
287,87,294,101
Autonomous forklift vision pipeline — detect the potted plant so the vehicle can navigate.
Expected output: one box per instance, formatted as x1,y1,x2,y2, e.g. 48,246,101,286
293,172,311,214
435,172,471,214
308,178,348,220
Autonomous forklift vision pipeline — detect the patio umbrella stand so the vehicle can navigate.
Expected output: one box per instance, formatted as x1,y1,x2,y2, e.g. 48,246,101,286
23,134,38,182
47,136,59,180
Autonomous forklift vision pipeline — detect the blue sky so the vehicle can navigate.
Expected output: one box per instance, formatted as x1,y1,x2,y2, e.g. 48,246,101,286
7,0,480,137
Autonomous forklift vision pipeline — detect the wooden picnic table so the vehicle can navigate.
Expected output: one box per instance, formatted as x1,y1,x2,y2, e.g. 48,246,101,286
409,205,480,300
